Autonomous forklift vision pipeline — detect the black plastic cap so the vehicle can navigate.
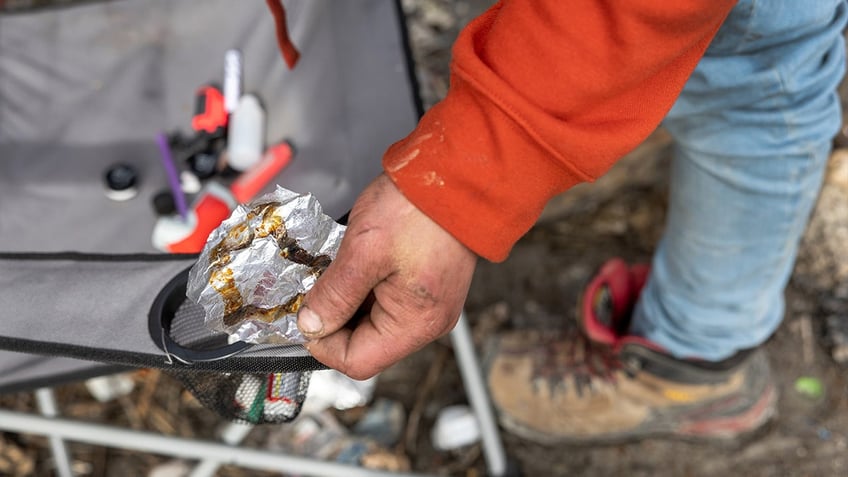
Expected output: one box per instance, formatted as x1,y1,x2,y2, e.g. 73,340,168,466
104,163,138,191
152,190,177,216
189,152,220,179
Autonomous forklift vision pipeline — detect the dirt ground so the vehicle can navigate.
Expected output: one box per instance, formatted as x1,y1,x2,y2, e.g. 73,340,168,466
4,1,848,476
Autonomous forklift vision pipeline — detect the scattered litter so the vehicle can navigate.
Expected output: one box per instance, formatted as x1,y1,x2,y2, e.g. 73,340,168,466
794,376,824,400
302,370,378,414
361,447,412,472
274,411,349,460
85,373,136,403
353,398,406,447
431,404,481,451
265,409,410,470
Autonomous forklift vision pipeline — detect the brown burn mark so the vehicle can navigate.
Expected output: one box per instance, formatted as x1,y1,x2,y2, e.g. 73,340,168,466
209,267,243,315
208,200,332,328
222,293,306,327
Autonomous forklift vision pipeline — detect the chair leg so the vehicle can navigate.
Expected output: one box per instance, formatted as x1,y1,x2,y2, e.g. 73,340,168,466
449,312,508,477
35,387,74,477
188,421,254,477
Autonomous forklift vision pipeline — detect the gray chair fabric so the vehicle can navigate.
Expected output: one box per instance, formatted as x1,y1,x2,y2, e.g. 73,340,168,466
0,0,419,390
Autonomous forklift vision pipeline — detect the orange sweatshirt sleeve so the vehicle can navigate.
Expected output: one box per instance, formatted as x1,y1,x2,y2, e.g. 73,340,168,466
383,0,736,262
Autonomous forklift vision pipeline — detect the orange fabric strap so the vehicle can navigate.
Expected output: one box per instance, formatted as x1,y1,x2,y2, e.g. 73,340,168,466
266,0,300,69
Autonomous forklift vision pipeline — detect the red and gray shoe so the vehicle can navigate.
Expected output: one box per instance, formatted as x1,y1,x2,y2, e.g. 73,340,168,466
486,258,777,443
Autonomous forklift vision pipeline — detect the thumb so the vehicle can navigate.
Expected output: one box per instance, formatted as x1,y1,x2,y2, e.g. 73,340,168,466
297,240,384,340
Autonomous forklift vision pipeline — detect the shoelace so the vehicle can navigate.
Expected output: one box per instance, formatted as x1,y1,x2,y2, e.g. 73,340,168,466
530,329,629,398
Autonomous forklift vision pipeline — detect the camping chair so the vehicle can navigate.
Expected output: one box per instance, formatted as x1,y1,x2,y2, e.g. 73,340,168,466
0,1,508,475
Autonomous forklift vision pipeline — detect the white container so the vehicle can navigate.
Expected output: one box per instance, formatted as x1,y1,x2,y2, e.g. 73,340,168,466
431,404,481,451
227,94,265,171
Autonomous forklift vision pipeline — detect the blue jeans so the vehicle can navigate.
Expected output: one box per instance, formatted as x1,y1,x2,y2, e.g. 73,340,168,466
631,0,848,361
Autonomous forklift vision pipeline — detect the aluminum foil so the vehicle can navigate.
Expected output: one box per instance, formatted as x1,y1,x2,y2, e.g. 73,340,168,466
186,186,345,344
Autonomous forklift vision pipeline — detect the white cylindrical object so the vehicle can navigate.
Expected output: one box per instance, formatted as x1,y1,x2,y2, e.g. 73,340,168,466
223,49,242,113
0,410,429,477
35,388,74,477
227,94,265,171
450,313,509,475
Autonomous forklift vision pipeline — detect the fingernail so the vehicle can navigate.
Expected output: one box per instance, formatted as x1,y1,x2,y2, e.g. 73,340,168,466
298,306,324,336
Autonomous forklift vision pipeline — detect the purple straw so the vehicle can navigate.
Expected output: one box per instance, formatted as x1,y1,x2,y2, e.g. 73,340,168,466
155,132,189,220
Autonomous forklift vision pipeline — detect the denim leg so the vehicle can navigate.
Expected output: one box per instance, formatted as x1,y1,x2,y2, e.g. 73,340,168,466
631,0,847,361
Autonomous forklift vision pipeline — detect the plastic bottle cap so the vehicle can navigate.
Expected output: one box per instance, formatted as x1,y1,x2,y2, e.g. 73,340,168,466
104,163,139,201
152,190,177,216
431,405,481,451
180,170,202,195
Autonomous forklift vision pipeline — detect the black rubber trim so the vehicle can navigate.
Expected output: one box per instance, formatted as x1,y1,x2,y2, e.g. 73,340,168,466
148,266,251,364
0,334,325,373
623,344,754,385
0,0,121,16
0,252,198,262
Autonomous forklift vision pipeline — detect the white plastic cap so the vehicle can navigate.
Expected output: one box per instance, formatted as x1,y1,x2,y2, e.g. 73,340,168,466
431,405,481,451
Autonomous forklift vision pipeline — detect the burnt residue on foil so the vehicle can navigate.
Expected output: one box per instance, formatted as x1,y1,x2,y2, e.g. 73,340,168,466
187,186,345,345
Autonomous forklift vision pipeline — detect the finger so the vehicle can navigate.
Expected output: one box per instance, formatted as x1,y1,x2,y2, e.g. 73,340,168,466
297,236,386,340
306,299,457,380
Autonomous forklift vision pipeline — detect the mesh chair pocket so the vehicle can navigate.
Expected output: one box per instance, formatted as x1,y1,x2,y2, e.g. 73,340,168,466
150,267,323,423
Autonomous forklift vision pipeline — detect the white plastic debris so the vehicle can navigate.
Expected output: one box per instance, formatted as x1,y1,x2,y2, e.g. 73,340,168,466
84,374,135,403
301,370,378,414
431,405,481,451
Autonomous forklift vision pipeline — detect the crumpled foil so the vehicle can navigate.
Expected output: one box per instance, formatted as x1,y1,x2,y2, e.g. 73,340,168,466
186,186,345,344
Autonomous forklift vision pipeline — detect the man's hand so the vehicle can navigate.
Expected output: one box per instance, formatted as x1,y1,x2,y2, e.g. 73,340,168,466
297,174,477,379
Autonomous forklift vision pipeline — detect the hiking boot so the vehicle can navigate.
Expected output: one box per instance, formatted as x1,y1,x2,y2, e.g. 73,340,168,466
486,259,777,444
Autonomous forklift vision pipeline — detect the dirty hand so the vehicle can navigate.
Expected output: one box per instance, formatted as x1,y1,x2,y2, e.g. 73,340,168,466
297,173,477,380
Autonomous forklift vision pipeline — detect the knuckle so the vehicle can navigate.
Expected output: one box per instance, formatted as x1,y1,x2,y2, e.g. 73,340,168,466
311,269,362,315
317,281,356,312
337,356,380,380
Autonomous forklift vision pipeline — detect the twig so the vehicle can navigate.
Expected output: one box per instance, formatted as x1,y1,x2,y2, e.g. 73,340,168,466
403,345,450,455
118,395,144,430
790,315,815,366
441,443,482,476
135,369,161,421
150,407,177,435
